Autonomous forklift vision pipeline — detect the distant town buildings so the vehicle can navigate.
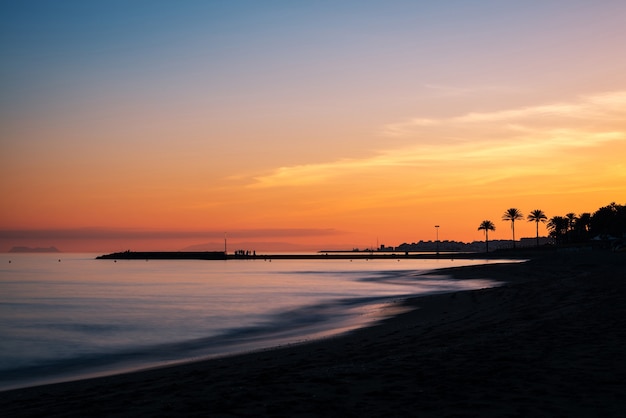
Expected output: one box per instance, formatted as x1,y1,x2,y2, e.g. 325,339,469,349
390,237,551,253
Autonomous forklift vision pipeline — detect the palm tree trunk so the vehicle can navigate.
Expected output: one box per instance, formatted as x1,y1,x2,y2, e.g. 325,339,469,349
536,221,539,247
512,221,516,249
485,230,489,253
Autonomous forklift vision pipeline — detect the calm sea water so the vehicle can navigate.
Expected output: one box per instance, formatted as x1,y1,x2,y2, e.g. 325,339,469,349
0,253,509,391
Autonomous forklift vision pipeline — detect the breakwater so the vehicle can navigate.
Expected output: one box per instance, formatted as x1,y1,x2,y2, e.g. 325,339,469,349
94,250,525,260
96,251,228,260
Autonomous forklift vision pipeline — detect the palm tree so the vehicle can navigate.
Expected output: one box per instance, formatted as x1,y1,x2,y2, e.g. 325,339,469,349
575,212,592,241
527,209,547,247
478,220,496,253
565,213,578,231
565,212,578,243
576,213,592,233
547,216,568,245
502,208,523,249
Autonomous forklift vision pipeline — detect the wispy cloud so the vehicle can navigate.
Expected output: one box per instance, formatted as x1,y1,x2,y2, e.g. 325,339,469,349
0,228,343,240
250,91,626,189
423,83,474,97
385,90,626,133
423,83,521,98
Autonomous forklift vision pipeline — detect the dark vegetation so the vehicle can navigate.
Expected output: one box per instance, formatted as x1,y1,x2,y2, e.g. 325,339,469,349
547,202,626,245
483,202,626,251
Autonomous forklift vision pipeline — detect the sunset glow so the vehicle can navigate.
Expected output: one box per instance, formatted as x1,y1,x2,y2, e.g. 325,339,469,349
2,1,625,252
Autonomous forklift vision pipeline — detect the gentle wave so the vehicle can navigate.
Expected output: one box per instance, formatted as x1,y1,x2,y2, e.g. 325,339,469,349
0,254,512,391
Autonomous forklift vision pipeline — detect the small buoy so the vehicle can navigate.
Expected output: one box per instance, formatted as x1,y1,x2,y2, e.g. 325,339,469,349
58,259,61,262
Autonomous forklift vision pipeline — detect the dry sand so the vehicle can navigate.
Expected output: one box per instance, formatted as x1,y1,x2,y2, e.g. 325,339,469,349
2,249,625,417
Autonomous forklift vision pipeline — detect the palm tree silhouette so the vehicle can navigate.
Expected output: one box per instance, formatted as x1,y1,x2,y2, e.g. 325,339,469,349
565,212,578,242
547,216,568,245
575,212,592,241
502,208,523,249
478,220,496,253
565,213,578,231
527,209,547,247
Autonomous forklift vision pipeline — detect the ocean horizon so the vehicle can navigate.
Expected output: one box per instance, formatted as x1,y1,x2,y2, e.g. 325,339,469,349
0,253,514,391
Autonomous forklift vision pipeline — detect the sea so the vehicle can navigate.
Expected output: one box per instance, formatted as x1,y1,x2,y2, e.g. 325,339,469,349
0,253,513,391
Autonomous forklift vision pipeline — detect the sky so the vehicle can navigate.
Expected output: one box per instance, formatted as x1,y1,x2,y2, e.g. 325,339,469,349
1,0,626,252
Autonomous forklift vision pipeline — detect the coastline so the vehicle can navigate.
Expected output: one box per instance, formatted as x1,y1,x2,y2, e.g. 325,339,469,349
94,249,529,260
3,250,625,416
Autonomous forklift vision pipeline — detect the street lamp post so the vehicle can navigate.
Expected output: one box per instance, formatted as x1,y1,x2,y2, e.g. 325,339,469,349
435,225,440,256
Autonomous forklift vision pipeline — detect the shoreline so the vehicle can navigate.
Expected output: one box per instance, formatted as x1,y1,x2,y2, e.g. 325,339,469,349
3,250,625,416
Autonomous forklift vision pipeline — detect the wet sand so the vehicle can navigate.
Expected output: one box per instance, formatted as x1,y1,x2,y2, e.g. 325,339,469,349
2,250,626,417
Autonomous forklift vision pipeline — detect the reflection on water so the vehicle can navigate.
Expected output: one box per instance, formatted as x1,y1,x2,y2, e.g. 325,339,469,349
0,253,517,390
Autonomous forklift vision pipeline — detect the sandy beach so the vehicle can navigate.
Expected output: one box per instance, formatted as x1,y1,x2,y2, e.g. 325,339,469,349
2,249,625,417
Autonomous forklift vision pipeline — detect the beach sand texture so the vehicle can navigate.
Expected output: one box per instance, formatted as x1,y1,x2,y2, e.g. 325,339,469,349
2,250,625,417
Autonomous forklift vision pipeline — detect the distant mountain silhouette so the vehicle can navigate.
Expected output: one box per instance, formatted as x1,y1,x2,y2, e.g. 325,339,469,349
181,241,316,252
9,246,60,253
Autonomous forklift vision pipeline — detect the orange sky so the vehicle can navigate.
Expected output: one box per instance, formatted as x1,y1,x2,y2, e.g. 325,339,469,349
1,2,626,252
